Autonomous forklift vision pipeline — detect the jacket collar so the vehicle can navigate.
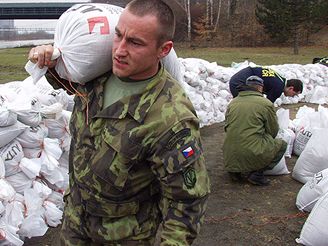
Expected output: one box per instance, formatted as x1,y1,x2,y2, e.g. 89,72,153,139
238,90,264,97
95,65,167,123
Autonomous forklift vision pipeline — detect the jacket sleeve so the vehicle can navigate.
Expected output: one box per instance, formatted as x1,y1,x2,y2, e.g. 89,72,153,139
264,104,279,138
148,119,210,245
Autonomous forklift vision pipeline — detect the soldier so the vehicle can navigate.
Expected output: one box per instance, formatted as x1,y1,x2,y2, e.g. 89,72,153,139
223,76,287,186
229,66,303,103
28,0,210,245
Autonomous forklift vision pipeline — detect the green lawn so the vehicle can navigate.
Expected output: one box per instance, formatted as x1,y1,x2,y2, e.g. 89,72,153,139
175,46,327,67
0,45,326,84
0,47,30,84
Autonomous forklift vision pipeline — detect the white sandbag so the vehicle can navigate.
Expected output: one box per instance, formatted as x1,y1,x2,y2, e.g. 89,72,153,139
19,158,42,180
0,220,24,246
39,138,62,179
162,48,183,83
296,168,328,212
0,140,24,177
18,212,48,238
264,156,289,175
0,121,28,148
43,200,63,227
52,3,124,84
0,105,17,127
16,124,48,149
0,158,16,202
40,103,63,119
3,193,25,229
47,191,64,210
293,127,314,156
276,108,290,129
24,188,43,216
292,128,328,183
296,192,328,246
42,166,64,187
305,85,328,104
32,180,52,200
22,146,42,159
276,128,295,158
15,97,42,127
6,171,33,194
44,110,70,139
35,85,70,109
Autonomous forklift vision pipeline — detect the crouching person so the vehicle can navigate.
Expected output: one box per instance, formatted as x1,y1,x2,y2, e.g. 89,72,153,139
223,76,287,186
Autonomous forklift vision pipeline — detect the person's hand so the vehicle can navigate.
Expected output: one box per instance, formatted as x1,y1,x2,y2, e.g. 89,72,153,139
28,44,57,69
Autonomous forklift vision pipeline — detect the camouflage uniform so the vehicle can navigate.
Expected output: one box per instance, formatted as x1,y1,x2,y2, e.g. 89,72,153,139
46,66,210,245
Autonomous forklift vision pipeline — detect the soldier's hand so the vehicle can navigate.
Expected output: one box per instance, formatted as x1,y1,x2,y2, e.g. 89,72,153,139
28,44,57,69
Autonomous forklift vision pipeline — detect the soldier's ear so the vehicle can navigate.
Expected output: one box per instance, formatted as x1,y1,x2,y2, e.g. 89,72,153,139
158,41,173,59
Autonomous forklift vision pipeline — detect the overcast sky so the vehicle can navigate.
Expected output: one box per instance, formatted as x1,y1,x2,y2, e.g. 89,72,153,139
9,0,91,28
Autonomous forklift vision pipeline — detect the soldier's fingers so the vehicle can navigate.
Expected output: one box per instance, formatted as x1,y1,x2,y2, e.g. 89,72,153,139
44,45,54,66
28,47,39,63
36,48,46,69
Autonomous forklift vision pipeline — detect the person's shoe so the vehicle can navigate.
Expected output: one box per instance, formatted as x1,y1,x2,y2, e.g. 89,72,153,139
247,171,270,186
228,172,243,182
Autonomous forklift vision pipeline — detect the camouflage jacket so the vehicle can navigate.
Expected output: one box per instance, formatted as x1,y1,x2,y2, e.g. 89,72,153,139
46,66,210,245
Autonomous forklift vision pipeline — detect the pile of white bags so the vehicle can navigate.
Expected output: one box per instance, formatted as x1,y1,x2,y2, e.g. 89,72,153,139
0,77,71,245
178,59,328,127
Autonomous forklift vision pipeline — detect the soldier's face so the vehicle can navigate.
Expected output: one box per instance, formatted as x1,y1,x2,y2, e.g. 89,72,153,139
112,9,170,80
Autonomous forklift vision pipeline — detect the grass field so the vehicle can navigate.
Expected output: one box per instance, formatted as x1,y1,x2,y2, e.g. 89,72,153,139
0,45,327,84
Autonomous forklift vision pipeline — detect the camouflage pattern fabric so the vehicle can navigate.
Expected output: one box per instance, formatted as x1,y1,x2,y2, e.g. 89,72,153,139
46,66,210,245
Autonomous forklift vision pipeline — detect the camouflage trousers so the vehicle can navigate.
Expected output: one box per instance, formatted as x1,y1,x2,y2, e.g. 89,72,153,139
57,185,161,246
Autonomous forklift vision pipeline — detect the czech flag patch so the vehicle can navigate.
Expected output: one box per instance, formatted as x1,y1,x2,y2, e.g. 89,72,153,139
182,146,194,158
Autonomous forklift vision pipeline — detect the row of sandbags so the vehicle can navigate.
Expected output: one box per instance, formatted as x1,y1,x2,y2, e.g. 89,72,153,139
179,58,328,127
277,105,328,246
296,168,328,246
0,77,72,245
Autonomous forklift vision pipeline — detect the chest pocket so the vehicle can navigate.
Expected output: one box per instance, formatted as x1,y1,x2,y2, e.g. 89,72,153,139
91,127,144,191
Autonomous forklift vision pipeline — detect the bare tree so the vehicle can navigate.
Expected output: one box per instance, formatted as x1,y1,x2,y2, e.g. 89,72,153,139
213,0,222,32
186,0,191,42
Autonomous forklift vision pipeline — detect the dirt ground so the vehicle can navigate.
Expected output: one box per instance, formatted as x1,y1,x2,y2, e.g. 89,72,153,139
24,103,317,246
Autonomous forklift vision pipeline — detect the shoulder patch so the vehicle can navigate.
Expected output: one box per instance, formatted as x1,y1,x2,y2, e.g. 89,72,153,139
183,167,196,189
166,128,191,150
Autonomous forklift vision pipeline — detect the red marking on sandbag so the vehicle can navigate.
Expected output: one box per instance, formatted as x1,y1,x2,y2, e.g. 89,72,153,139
88,16,110,35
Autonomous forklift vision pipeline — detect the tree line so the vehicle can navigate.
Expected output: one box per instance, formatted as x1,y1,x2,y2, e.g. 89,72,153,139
89,0,328,52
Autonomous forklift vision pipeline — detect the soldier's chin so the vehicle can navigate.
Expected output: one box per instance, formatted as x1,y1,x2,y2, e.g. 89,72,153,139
112,67,126,78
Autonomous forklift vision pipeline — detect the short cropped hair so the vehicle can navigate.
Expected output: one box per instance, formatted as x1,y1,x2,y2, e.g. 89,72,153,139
126,0,175,46
286,79,303,93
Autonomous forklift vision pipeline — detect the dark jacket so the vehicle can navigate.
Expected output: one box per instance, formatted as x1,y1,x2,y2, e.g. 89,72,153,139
229,66,286,103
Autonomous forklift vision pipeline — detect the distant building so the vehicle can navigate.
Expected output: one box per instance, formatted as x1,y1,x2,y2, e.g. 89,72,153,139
0,19,14,28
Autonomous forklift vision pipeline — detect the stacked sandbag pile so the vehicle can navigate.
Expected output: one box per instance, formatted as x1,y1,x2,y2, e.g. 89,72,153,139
178,59,328,127
290,106,328,245
0,76,72,245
